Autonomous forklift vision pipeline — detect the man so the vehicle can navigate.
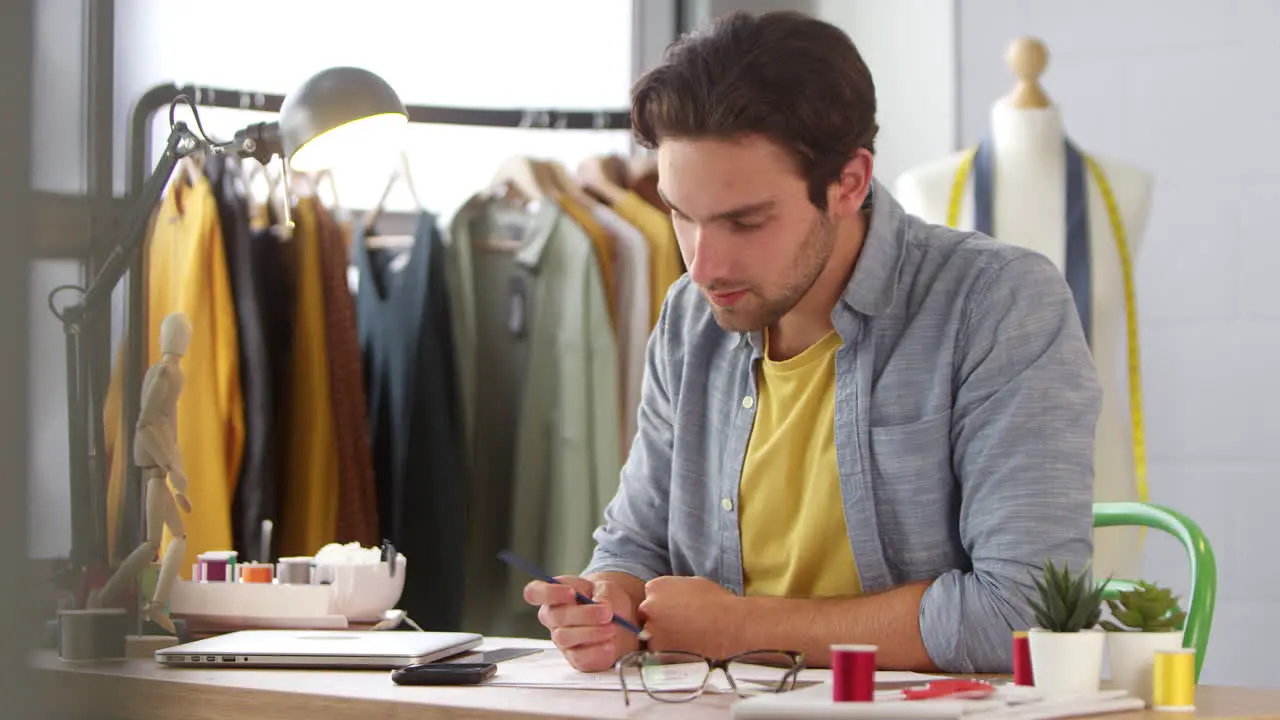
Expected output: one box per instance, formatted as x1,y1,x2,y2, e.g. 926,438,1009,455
523,10,1099,674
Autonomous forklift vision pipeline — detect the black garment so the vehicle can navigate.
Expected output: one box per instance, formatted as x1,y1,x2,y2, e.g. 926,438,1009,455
205,156,291,562
355,212,465,631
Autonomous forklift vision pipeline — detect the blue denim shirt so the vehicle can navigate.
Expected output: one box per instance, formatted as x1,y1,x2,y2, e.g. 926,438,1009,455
583,179,1101,673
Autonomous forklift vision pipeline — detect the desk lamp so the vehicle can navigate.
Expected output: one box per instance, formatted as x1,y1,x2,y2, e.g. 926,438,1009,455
52,67,408,608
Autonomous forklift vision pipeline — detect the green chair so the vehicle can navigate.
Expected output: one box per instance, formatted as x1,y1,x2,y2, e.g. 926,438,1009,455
1092,501,1217,681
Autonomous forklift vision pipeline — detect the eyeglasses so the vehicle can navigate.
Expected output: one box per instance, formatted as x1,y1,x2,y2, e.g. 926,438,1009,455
615,645,805,705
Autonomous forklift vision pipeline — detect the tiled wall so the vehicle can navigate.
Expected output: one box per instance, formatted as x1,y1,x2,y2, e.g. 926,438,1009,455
958,0,1280,689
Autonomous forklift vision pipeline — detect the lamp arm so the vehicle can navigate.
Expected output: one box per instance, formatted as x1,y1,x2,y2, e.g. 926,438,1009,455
74,121,201,317
54,119,201,571
232,121,283,166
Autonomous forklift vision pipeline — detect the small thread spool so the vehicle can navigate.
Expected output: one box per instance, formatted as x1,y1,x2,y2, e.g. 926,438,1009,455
196,551,237,582
831,644,877,702
237,562,275,583
1012,631,1034,686
277,557,315,585
1152,648,1196,712
58,608,128,663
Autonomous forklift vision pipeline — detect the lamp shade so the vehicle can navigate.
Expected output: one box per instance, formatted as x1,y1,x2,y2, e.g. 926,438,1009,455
279,66,408,172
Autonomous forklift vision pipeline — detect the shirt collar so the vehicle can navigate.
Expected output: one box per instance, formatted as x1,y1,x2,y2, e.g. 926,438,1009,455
737,177,905,353
840,177,905,318
514,198,560,271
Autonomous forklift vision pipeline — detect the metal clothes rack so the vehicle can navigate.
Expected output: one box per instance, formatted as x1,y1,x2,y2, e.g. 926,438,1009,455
112,82,633,555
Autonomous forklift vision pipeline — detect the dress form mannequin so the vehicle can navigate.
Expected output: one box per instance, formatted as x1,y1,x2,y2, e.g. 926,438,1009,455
895,38,1153,583
87,312,193,633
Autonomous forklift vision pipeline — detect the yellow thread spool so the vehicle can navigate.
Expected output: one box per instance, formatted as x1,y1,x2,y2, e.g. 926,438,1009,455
1152,648,1196,712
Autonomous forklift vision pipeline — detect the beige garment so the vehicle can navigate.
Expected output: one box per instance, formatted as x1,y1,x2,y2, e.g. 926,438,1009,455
611,190,683,329
591,204,651,454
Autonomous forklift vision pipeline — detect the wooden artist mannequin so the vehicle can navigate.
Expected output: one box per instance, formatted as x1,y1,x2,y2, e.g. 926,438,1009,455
88,312,192,633
894,37,1154,582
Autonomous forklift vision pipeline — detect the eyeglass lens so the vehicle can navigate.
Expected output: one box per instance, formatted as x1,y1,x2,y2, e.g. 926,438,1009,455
628,650,798,701
629,651,707,702
725,651,800,692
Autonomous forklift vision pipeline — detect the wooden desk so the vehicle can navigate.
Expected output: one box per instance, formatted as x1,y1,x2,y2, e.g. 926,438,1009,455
31,646,1280,720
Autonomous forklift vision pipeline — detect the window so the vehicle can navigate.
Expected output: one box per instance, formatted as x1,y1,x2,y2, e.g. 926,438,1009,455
29,0,638,558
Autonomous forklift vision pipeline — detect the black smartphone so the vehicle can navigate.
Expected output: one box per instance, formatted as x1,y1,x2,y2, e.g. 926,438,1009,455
391,662,497,686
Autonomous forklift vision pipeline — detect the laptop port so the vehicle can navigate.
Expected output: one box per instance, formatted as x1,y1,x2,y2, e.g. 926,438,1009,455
222,657,235,662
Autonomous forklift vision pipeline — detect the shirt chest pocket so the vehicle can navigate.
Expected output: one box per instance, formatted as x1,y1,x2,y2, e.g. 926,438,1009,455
866,409,958,577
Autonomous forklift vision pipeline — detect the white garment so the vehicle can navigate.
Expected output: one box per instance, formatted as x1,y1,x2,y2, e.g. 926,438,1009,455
592,204,651,453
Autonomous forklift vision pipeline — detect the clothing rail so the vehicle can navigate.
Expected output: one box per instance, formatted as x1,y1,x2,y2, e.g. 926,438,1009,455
109,82,633,561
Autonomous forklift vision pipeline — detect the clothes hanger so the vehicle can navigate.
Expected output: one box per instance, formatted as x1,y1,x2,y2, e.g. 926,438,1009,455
361,150,421,250
489,155,552,204
543,158,599,209
243,159,275,228
602,154,630,187
178,148,205,186
628,153,658,185
626,152,670,214
310,167,354,246
577,155,628,206
312,168,341,213
477,156,557,253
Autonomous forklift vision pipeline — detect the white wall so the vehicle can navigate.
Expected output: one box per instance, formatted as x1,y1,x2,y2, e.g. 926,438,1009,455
815,0,956,189
959,0,1280,690
114,0,637,218
684,0,959,191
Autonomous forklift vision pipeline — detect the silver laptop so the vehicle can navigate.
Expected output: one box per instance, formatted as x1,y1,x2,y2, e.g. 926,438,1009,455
155,629,483,668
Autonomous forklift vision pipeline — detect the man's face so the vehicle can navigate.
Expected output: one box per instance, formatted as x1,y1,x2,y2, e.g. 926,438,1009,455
658,134,836,332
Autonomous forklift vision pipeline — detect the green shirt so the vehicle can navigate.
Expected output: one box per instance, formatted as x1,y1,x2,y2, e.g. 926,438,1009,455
446,195,621,638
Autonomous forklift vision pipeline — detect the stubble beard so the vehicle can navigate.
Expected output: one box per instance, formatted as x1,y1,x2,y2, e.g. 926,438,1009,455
707,212,836,333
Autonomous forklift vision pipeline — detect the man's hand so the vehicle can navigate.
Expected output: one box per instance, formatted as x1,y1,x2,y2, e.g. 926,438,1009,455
638,576,743,658
525,576,640,673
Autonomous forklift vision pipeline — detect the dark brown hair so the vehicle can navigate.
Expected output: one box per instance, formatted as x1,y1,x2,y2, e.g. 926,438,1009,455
631,10,878,209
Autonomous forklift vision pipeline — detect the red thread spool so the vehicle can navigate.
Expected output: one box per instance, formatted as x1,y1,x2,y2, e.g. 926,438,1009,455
1012,631,1034,686
831,644,877,702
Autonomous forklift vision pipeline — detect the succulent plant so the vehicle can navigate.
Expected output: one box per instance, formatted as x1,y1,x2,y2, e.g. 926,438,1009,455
1100,581,1187,632
1021,558,1108,632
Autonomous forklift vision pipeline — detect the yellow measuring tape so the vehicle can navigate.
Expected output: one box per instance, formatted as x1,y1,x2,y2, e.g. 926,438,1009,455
947,148,1148,506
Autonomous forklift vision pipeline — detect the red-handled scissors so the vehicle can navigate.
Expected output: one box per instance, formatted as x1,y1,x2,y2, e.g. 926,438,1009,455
901,679,996,700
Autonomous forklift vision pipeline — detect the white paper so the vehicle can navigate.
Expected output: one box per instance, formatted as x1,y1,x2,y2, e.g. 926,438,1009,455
482,648,947,695
484,650,717,692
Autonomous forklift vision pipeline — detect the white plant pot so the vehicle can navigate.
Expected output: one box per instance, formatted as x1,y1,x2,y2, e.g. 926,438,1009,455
1027,627,1106,695
1106,631,1184,706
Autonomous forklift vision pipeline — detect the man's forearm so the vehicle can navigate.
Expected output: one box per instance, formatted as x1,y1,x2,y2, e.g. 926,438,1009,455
732,580,937,670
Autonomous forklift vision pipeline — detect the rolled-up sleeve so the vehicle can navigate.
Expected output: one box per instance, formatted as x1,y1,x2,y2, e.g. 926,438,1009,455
919,252,1101,673
582,300,676,582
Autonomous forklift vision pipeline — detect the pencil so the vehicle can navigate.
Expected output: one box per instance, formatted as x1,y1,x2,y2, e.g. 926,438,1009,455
497,549,647,637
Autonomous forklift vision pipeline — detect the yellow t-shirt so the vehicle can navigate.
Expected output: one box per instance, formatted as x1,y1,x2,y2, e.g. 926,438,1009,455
739,330,862,598
104,173,244,576
611,190,683,329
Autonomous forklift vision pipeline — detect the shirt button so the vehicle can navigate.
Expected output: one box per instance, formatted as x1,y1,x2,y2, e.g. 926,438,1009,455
721,497,734,512
742,396,754,409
